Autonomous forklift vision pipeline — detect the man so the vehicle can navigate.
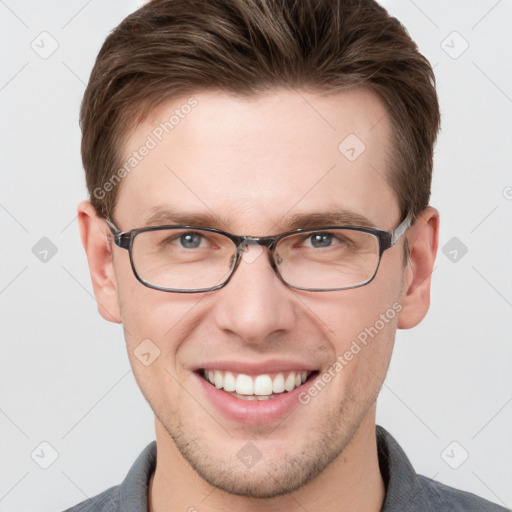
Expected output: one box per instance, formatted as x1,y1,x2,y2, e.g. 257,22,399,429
66,0,508,510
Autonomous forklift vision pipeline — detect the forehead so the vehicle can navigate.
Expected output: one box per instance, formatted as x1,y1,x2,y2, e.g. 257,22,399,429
115,88,398,233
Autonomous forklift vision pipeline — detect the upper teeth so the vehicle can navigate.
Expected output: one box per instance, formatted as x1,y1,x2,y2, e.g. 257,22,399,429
204,369,310,395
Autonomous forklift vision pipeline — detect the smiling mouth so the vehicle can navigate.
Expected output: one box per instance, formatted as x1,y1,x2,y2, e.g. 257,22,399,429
198,368,319,400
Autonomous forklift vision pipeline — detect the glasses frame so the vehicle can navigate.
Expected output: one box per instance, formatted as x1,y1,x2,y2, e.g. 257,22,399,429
105,212,413,293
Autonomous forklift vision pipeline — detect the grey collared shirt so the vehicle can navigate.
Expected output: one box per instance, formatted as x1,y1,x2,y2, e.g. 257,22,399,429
63,425,509,511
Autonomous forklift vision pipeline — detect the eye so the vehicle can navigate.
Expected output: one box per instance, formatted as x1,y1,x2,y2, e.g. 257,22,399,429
177,231,204,249
159,231,208,250
297,231,355,250
308,232,333,248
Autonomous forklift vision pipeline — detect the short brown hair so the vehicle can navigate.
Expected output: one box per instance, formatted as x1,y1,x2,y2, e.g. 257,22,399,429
80,0,440,221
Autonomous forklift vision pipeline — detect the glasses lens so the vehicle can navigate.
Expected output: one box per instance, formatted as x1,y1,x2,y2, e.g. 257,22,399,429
132,228,237,291
275,228,380,290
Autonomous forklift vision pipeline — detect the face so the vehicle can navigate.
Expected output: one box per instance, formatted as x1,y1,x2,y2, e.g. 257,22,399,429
88,88,417,497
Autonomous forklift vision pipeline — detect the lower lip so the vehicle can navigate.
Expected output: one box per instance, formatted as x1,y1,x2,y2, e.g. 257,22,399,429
195,372,316,424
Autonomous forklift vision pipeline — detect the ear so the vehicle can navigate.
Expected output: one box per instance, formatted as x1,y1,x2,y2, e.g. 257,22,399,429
397,206,439,329
77,200,122,323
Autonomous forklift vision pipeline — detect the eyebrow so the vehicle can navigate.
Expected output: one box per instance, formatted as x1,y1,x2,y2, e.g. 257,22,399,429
141,207,376,231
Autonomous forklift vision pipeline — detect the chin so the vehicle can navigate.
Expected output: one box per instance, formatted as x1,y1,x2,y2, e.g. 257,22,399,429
159,409,358,500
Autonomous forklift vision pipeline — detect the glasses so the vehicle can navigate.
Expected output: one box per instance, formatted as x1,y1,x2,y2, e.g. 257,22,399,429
105,213,413,293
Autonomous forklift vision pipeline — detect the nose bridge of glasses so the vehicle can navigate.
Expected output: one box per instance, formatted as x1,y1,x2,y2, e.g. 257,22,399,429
237,236,275,252
234,236,280,271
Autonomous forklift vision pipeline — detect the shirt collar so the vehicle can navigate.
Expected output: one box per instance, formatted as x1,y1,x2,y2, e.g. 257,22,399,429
376,425,424,511
119,440,156,512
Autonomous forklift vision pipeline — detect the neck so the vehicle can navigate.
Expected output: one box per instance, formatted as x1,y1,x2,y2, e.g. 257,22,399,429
149,411,385,512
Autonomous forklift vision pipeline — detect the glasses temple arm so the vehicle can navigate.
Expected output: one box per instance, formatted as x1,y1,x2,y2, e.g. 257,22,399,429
390,212,414,245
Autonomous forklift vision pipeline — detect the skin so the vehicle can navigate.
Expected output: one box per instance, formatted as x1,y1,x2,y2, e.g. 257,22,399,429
78,88,439,512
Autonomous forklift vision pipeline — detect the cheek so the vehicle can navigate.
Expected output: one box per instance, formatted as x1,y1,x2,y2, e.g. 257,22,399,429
298,274,402,345
114,277,207,390
324,308,398,413
113,252,190,340
296,267,402,391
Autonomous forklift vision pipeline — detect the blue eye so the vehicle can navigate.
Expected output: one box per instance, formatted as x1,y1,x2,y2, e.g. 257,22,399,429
309,233,333,248
179,232,203,248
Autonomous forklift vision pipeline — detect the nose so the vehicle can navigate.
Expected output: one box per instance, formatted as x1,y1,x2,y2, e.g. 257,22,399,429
212,244,297,345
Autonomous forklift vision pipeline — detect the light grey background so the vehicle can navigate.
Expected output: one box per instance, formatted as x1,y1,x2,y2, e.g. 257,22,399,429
1,1,511,511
